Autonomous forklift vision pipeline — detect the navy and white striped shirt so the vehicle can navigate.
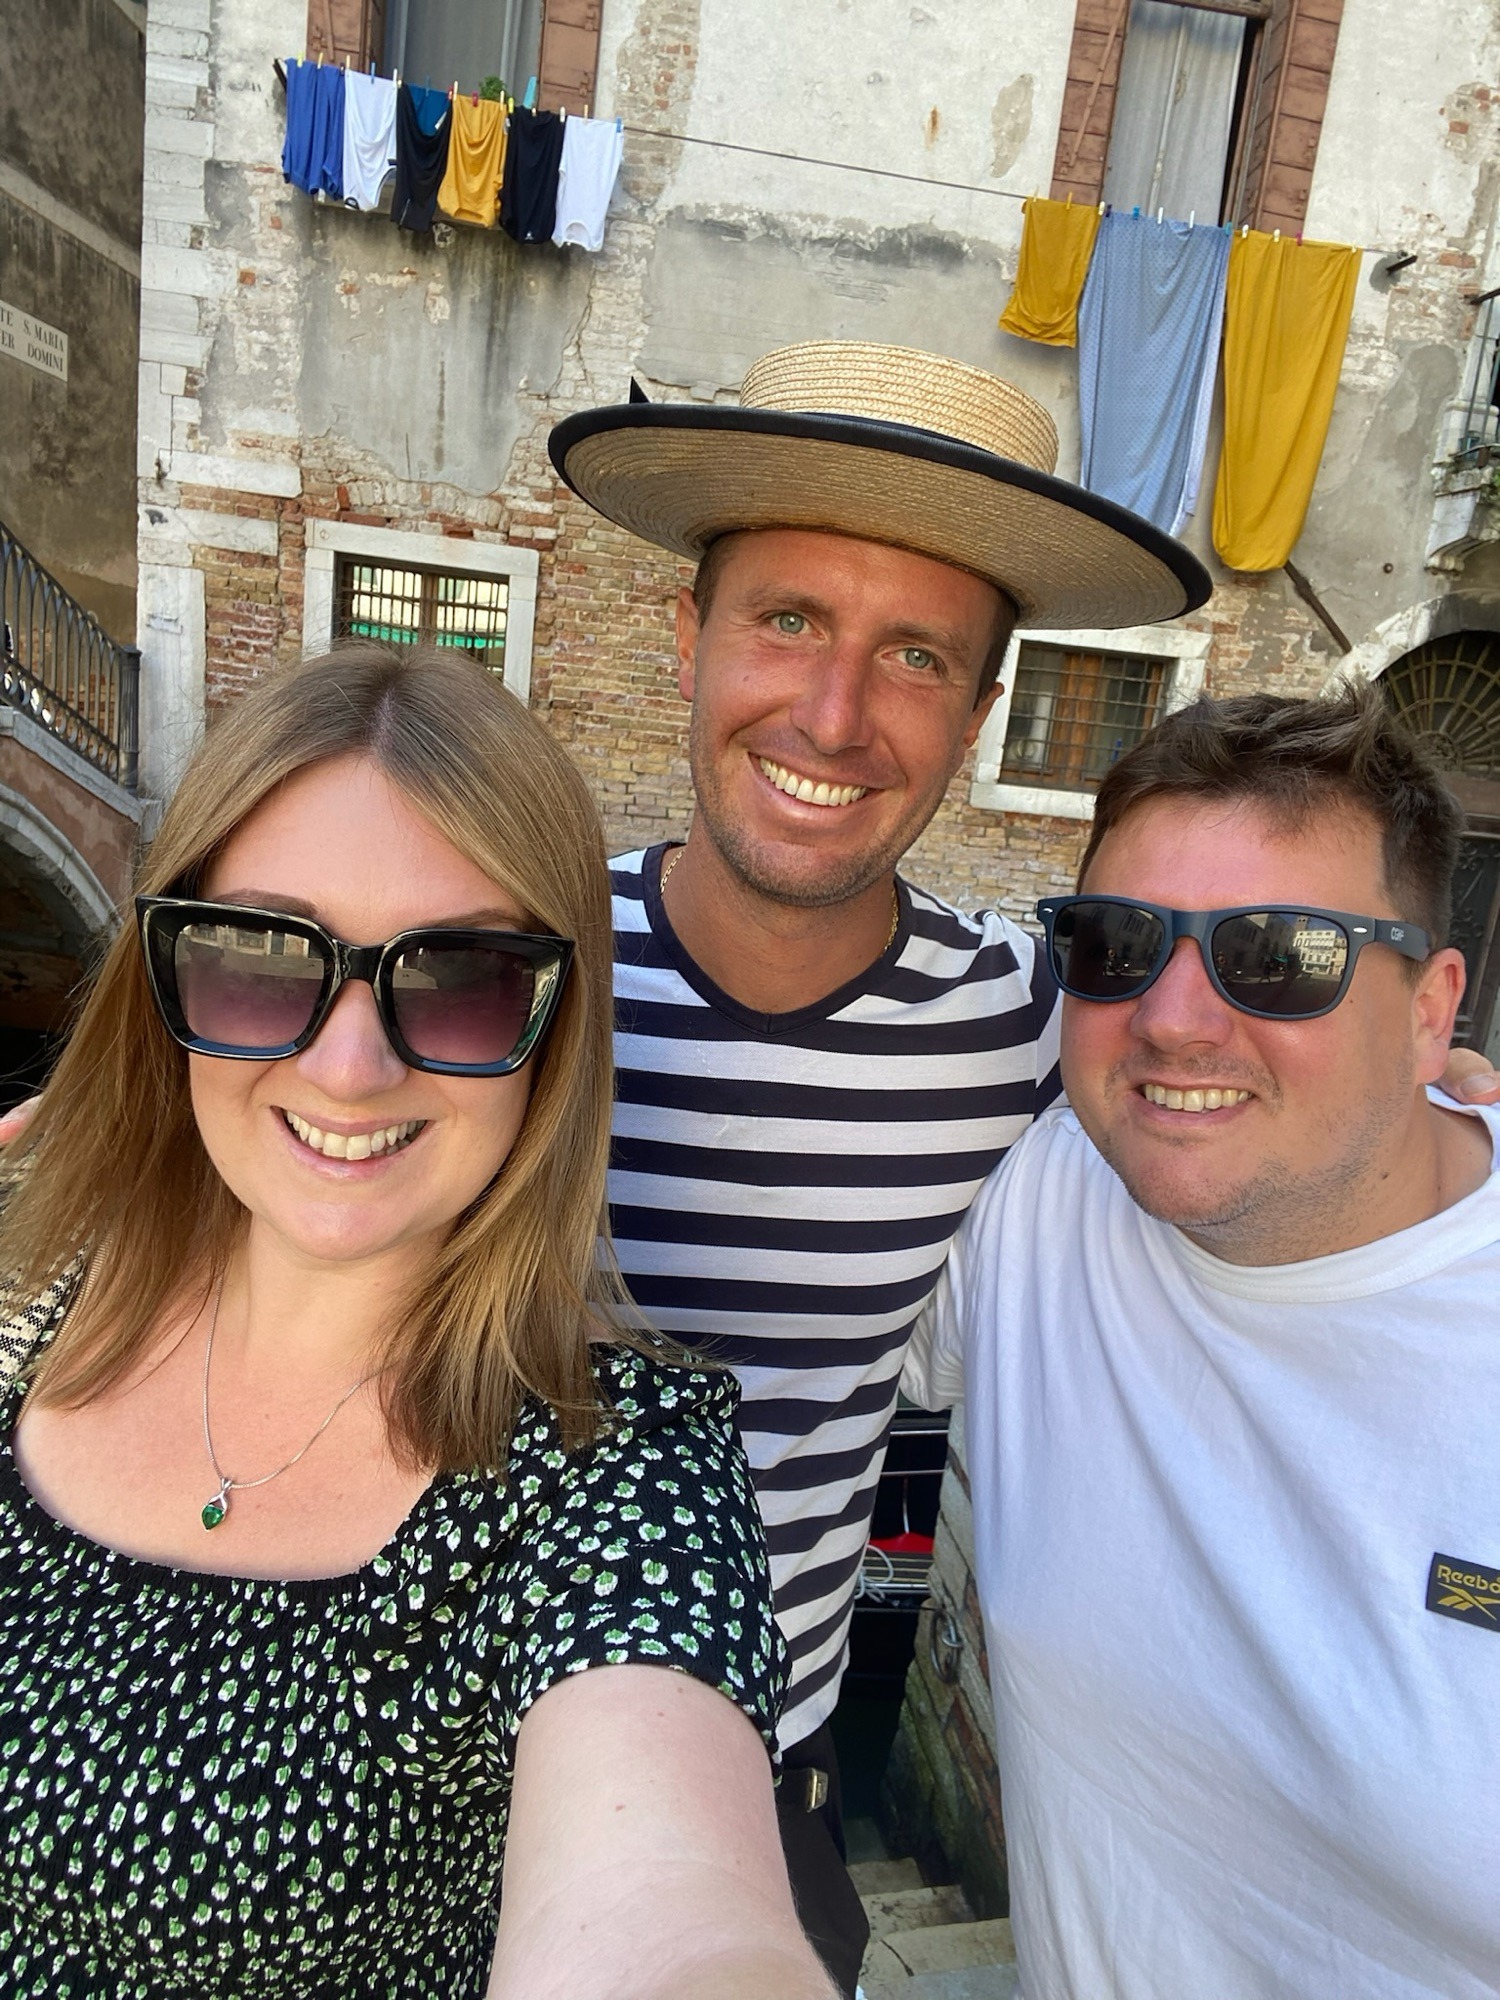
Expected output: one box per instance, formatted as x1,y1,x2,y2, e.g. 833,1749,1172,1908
609,844,1062,1747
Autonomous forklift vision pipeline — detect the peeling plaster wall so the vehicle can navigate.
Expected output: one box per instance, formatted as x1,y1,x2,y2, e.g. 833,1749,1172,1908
1281,0,1500,654
136,0,1500,891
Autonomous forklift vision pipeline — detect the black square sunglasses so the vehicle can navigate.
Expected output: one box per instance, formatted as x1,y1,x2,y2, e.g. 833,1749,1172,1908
1035,895,1430,1022
137,896,574,1076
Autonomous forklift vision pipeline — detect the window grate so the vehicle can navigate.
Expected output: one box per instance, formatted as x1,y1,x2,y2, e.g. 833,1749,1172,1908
1001,644,1167,791
335,557,507,669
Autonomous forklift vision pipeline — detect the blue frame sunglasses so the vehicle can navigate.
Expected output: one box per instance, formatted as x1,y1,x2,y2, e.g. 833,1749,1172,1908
1035,895,1430,1021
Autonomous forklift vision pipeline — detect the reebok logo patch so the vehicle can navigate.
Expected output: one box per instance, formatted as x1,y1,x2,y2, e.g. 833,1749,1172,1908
1427,1552,1500,1632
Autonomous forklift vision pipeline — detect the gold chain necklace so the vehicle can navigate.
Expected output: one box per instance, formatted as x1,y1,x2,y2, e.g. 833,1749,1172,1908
658,845,900,952
199,1289,379,1530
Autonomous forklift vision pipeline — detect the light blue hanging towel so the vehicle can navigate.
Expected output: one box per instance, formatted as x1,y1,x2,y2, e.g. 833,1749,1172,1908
1077,209,1230,536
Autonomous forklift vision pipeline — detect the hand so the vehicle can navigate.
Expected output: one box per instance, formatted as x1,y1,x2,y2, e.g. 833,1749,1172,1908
1438,1048,1500,1106
0,1096,41,1146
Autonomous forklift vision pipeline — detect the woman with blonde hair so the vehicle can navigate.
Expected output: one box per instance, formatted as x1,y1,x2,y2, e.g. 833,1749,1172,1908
0,644,831,2000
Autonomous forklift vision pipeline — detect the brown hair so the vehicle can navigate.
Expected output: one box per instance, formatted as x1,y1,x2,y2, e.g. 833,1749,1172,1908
692,531,1017,702
5,643,627,1472
1079,683,1464,947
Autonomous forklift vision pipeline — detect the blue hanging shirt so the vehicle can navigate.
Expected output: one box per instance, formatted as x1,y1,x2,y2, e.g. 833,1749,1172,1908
1077,209,1230,536
281,59,319,192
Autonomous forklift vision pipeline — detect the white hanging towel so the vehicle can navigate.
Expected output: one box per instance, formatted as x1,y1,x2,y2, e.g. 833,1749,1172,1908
342,71,398,212
552,117,624,251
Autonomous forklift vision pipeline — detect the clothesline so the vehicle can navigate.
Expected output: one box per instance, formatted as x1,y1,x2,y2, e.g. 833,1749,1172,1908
1002,199,1362,571
279,58,624,248
618,123,1395,258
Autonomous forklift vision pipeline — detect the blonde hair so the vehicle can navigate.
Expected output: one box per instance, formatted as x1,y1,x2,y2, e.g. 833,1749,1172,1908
5,643,625,1470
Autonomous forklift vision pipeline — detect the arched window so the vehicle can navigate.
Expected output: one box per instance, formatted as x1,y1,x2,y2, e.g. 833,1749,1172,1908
1383,632,1500,1053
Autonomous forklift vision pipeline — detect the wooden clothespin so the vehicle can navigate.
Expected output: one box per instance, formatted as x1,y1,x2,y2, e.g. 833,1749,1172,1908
1065,191,1073,206
316,49,324,66
1273,228,1281,241
1098,200,1107,215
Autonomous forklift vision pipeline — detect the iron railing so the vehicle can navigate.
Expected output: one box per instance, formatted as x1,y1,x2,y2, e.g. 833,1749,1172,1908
0,521,139,790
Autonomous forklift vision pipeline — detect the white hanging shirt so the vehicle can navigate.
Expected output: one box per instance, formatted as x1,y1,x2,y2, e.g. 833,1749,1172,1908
342,72,398,212
552,116,624,251
905,1093,1500,2000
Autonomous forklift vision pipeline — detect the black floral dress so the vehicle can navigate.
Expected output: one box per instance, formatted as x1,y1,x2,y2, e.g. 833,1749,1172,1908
0,1283,785,1998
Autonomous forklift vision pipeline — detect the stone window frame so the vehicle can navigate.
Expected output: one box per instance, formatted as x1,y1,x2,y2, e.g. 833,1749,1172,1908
969,622,1210,823
301,520,538,705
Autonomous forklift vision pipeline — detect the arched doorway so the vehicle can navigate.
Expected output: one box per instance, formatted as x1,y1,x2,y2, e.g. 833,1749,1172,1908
0,791,114,1113
1382,631,1500,1055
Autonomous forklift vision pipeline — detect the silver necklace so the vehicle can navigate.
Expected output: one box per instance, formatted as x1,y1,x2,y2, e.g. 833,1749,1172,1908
199,1289,377,1530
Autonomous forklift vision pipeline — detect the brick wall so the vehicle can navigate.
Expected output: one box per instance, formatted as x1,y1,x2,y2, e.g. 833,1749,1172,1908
167,459,1345,920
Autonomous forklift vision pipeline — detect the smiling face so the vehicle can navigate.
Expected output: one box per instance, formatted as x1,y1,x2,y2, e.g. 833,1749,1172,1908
1062,793,1467,1262
191,753,532,1272
676,529,1006,906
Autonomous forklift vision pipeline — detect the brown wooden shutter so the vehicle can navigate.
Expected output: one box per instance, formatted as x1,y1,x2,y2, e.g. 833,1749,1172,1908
305,0,385,69
1050,0,1132,206
1232,0,1345,233
1049,0,1336,225
537,0,603,117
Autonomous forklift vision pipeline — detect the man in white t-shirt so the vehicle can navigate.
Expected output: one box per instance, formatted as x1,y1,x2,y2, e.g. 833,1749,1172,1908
906,686,1500,2000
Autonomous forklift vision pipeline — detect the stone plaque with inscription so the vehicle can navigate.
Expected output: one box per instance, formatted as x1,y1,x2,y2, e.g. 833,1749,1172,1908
0,300,68,382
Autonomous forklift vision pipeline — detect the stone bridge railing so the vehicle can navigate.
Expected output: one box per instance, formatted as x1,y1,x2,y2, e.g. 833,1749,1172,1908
0,520,139,792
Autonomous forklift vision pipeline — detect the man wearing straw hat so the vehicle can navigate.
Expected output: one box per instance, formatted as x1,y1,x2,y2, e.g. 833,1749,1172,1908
547,340,1212,1992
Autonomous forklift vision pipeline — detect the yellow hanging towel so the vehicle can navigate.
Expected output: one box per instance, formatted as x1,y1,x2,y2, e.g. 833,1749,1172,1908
437,94,508,228
999,197,1102,347
1212,231,1361,572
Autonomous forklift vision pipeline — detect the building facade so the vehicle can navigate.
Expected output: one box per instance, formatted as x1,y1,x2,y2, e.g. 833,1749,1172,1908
132,0,1500,1019
127,0,1500,1905
0,0,146,1104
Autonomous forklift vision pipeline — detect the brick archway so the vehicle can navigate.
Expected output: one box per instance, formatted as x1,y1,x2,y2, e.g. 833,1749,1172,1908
0,719,144,1108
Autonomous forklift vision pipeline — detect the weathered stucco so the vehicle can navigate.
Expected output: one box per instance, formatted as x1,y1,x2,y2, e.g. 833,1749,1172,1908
0,0,144,640
133,0,1500,900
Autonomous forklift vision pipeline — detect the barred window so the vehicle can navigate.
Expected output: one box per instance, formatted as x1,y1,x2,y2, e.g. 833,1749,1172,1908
1000,642,1168,791
335,557,506,670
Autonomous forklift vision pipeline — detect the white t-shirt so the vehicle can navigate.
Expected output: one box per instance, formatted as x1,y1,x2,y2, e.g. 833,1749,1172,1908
342,71,397,212
552,116,624,251
905,1094,1500,2000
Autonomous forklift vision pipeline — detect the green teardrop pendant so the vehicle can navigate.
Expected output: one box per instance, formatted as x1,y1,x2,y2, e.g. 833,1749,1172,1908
201,1497,226,1530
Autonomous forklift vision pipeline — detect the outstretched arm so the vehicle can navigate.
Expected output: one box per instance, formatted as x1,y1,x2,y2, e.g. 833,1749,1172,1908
489,1664,835,2000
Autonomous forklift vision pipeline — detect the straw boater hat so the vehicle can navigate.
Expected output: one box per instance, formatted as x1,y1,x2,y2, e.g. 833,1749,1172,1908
548,340,1212,632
